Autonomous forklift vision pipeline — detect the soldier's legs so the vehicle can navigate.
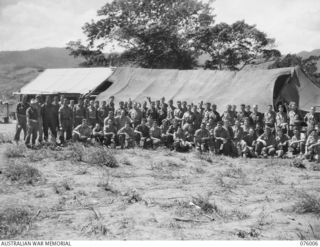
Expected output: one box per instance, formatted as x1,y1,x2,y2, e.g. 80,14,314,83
43,121,49,141
214,139,223,154
31,125,38,145
66,123,72,141
38,119,43,142
49,122,58,140
255,142,264,155
14,122,24,142
25,125,32,146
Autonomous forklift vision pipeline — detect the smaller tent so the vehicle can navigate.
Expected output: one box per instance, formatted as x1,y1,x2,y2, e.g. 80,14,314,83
16,67,114,96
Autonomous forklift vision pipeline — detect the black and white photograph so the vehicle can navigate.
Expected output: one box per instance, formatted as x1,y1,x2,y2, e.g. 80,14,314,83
0,0,320,243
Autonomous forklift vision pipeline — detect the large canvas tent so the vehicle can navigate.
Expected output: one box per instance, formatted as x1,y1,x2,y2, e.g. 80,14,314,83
96,66,320,111
16,67,114,96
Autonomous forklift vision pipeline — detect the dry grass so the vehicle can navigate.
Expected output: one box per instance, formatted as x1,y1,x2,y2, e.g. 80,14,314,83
4,144,26,158
4,161,42,185
0,127,319,240
0,207,33,239
297,224,320,240
294,192,320,215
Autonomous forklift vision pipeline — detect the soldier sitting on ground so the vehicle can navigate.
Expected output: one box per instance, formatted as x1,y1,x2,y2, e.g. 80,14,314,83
255,127,276,158
92,123,104,144
72,119,92,143
118,121,135,149
103,119,117,148
288,127,306,157
194,122,211,152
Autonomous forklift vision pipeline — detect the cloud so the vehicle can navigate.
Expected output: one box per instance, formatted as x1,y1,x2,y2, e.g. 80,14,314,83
0,0,107,51
0,0,319,54
214,0,320,53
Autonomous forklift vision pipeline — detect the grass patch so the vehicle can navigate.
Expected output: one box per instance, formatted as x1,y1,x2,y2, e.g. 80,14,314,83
4,144,26,158
191,194,218,214
83,147,118,168
297,224,320,240
0,207,33,239
120,157,132,166
294,192,320,215
4,162,41,185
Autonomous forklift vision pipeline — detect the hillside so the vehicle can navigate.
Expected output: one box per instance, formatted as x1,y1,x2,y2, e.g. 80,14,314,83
0,47,84,69
0,47,84,100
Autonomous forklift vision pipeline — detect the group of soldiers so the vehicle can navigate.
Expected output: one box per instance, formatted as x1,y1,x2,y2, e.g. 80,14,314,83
14,94,320,161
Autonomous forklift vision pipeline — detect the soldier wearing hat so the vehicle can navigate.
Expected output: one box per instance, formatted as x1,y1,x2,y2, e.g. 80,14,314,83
14,95,29,143
25,99,39,147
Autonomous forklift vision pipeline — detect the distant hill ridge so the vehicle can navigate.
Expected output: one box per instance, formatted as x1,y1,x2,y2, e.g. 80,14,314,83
0,47,84,69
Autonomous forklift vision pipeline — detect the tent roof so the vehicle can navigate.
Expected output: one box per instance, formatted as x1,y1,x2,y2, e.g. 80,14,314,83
18,67,114,95
96,66,320,112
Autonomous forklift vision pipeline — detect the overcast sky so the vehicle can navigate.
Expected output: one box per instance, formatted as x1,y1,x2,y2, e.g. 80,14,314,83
0,0,319,54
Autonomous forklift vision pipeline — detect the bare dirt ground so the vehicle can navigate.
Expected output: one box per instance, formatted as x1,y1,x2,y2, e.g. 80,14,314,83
0,123,320,240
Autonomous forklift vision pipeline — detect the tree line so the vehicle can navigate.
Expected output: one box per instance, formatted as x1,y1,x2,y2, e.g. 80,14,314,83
66,0,319,83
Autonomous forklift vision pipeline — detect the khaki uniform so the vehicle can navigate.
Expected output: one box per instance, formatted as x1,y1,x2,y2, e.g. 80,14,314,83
59,105,73,142
25,107,39,146
14,102,29,142
73,104,87,127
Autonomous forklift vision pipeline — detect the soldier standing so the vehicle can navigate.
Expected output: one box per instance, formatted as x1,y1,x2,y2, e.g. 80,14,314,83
87,100,98,128
35,95,44,143
25,99,39,148
58,98,73,143
42,96,58,142
14,95,29,143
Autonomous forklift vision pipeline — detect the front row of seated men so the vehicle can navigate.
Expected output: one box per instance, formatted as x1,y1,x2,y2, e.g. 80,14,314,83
71,117,320,161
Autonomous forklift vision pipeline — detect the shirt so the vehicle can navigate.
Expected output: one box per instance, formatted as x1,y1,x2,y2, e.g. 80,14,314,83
276,112,288,126
242,133,257,147
288,110,301,126
258,133,276,147
26,107,38,122
59,106,73,121
214,127,229,139
118,126,135,139
74,104,87,119
150,126,162,139
194,129,210,140
16,102,29,117
135,124,150,138
304,113,318,127
87,106,97,120
103,125,117,135
250,111,264,126
264,111,276,125
74,124,92,138
233,126,244,141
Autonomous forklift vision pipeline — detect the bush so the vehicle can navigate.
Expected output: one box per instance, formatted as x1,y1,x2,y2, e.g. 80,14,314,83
192,194,218,214
84,147,118,168
4,144,26,158
294,192,320,215
0,207,33,239
5,162,42,185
